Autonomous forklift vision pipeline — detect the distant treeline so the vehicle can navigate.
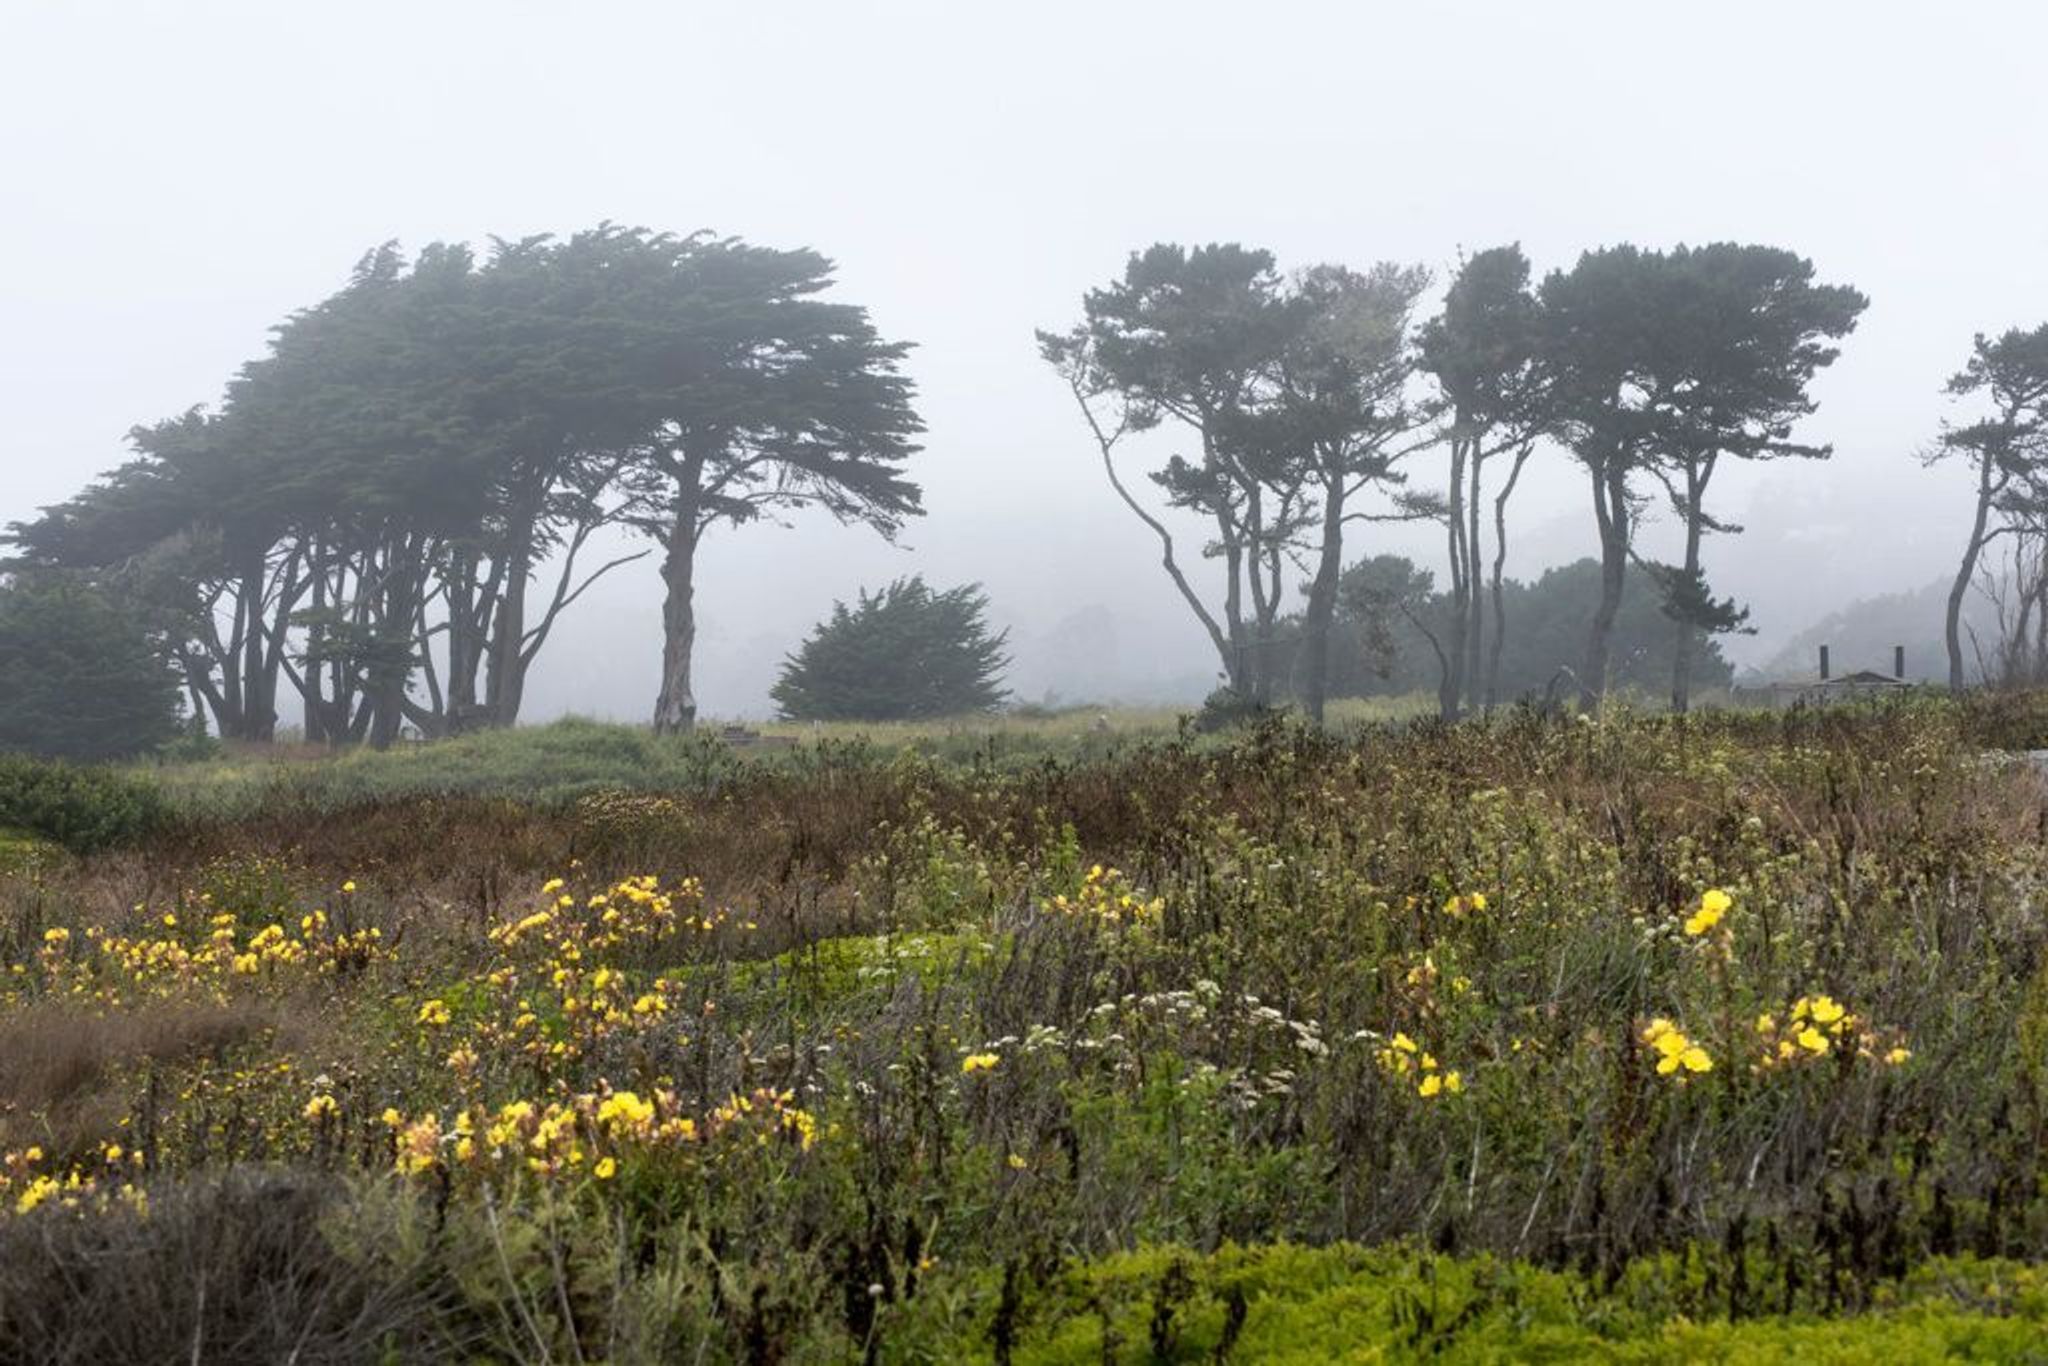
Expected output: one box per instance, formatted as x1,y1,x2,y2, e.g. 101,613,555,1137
1260,554,1733,707
6,222,2046,748
4,228,921,744
1043,242,1866,722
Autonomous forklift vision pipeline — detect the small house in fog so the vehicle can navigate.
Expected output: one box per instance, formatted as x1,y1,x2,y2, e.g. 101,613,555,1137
1734,646,1912,708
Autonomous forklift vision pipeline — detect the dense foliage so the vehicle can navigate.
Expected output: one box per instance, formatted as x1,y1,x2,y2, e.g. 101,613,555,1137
0,754,165,853
1048,239,1864,722
771,577,1009,721
3,702,2048,1356
1268,553,1735,705
0,574,181,762
2,227,924,743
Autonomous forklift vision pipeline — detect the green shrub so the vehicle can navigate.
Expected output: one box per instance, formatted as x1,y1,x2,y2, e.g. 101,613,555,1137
886,1243,2048,1362
0,754,166,853
1190,685,1280,733
772,576,1010,720
0,573,183,762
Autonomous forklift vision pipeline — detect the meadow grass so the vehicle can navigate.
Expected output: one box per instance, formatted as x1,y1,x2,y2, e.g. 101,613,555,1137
6,696,2048,1359
130,695,1438,815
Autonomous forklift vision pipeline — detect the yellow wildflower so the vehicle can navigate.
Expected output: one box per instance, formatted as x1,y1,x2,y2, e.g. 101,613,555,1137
1684,889,1730,936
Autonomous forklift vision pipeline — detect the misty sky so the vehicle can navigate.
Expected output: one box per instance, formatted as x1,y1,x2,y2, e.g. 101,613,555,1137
5,1,2045,719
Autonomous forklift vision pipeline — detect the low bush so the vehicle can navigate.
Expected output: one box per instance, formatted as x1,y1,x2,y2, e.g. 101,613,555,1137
0,755,165,853
1190,685,1280,733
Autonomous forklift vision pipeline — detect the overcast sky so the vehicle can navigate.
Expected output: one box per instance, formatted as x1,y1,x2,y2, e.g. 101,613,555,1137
5,1,2045,719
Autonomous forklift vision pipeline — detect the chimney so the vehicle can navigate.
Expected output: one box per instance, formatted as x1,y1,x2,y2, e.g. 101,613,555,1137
1819,645,1830,681
1894,645,1905,680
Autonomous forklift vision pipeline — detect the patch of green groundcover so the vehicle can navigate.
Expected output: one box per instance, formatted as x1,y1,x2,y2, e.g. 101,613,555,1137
884,1243,2048,1363
0,827,65,875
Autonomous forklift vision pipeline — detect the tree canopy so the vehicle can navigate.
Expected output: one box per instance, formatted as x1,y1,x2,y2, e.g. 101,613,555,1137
4,226,924,743
1276,554,1735,705
1534,243,1860,708
771,577,1008,721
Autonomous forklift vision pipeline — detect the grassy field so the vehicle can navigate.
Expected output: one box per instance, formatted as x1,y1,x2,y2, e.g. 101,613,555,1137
7,696,2048,1359
131,696,1438,815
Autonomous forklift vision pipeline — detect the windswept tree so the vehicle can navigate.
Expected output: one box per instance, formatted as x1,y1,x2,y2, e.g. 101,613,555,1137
1417,245,1546,717
771,577,1008,721
1537,243,1863,711
1040,245,1305,703
1264,262,1434,723
5,243,641,744
7,225,920,742
1645,245,1864,712
1931,324,2048,691
1535,246,1671,708
547,228,926,733
1043,246,1430,718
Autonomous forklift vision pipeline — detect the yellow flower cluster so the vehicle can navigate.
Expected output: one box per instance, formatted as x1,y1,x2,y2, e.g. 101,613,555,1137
1753,994,1909,1069
379,1083,814,1184
2,1143,146,1218
411,874,744,1075
488,874,722,956
1641,1018,1713,1077
1439,892,1489,918
1374,1032,1463,1097
1403,955,1471,997
1683,888,1732,937
710,1087,819,1151
1046,865,1163,924
20,904,386,1004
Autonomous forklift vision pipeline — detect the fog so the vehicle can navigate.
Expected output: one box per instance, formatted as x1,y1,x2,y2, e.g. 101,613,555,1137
5,0,2044,719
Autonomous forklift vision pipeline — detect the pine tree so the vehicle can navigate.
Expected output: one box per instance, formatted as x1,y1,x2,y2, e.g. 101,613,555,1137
771,578,1008,721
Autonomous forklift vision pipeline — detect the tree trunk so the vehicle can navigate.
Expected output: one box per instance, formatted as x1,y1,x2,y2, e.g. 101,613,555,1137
1066,375,1240,695
1298,467,1348,725
365,538,427,750
1441,435,1468,722
652,517,699,734
1947,450,1999,693
1463,444,1486,713
652,451,708,735
1670,464,1706,715
1484,445,1532,711
1580,459,1629,712
444,546,481,724
485,540,533,729
301,549,330,744
234,556,276,741
1218,503,1251,698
